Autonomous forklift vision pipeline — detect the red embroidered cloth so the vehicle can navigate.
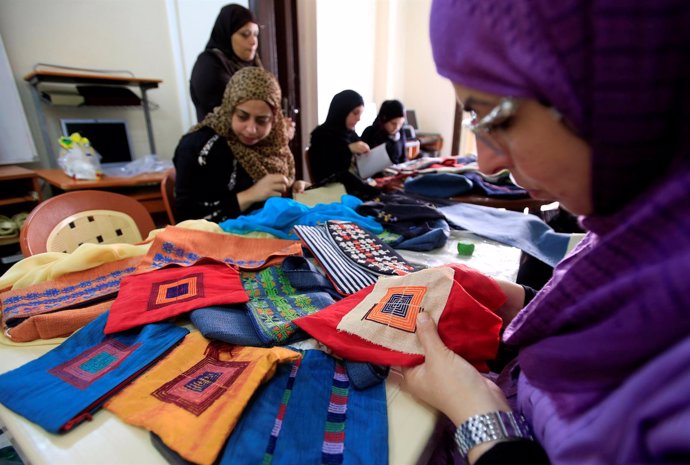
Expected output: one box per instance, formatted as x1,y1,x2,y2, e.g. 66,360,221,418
294,264,505,369
105,259,248,334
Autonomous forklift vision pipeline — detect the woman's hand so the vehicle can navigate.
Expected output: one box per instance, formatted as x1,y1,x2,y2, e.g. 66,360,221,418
401,313,511,427
348,141,370,154
291,180,311,194
237,173,289,211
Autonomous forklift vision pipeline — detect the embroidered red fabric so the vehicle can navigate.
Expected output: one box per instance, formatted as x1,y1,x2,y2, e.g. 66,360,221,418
105,259,248,334
294,264,505,369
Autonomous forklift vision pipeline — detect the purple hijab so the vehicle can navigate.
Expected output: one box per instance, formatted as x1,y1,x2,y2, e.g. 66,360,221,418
430,0,690,463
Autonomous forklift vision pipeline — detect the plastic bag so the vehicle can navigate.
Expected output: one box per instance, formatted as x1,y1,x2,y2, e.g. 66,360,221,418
57,133,103,180
100,154,173,178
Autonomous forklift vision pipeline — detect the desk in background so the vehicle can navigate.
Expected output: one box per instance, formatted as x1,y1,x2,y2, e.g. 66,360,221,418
450,194,554,217
35,169,166,217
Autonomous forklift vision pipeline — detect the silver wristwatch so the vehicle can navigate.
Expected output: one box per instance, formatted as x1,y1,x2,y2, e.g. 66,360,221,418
454,411,533,458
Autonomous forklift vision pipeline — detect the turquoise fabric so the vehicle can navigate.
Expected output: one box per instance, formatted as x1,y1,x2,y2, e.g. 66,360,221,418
218,195,383,239
0,313,189,433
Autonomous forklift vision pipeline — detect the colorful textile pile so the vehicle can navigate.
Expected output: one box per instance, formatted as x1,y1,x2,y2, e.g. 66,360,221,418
191,265,334,346
294,221,418,296
219,349,388,465
104,259,248,334
1,256,141,342
104,332,300,465
295,264,505,369
0,312,189,433
137,226,303,272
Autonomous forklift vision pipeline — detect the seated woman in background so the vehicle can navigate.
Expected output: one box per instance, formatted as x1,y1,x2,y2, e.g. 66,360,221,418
190,4,262,122
308,90,370,185
174,67,308,223
361,99,407,165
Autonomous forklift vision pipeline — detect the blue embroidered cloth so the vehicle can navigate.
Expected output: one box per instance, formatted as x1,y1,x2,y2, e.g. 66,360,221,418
219,349,388,465
0,312,189,433
218,195,383,239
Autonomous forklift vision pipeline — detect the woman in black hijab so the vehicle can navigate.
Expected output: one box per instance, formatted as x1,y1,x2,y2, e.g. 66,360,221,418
308,90,370,184
190,4,262,122
361,99,407,164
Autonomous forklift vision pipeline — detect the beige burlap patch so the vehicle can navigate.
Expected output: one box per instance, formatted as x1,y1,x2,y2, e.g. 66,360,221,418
336,267,454,355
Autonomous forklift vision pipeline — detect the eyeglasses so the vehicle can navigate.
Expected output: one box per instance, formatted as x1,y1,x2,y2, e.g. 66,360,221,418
463,97,519,155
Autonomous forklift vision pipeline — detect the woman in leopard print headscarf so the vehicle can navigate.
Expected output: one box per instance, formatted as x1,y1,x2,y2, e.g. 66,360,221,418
174,67,308,223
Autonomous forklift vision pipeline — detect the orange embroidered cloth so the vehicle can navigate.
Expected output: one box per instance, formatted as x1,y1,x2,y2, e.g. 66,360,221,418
1,256,141,341
136,226,303,272
104,332,300,465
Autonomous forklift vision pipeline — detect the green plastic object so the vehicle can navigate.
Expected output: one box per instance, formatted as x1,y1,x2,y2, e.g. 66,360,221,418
457,242,475,256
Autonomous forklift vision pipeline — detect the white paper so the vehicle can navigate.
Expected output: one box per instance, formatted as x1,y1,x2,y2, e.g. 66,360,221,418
355,143,393,178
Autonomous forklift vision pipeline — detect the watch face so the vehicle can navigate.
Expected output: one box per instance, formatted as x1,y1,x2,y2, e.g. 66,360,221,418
325,220,417,276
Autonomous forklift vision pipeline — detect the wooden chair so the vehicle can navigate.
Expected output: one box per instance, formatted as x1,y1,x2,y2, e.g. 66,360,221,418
19,190,156,256
160,168,177,225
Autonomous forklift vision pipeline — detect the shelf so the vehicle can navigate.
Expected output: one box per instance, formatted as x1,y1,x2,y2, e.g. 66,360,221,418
24,69,162,164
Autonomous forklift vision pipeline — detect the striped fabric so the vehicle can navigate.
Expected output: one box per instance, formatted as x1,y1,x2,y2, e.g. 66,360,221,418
293,225,377,295
263,357,301,464
321,362,349,464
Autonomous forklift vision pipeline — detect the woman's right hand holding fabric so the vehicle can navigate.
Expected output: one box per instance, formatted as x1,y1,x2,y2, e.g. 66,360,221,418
237,173,289,211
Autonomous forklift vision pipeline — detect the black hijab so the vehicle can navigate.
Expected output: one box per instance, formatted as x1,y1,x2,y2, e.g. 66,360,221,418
206,4,262,68
313,89,365,144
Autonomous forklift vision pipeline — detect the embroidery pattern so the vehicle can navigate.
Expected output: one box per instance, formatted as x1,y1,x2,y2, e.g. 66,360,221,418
2,266,136,323
150,241,266,270
322,362,349,464
363,286,427,333
263,358,302,464
48,339,142,390
242,267,320,343
325,221,415,276
152,356,249,416
146,273,205,311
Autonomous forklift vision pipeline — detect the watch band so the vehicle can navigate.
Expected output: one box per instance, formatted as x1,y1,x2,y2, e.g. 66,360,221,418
454,411,533,458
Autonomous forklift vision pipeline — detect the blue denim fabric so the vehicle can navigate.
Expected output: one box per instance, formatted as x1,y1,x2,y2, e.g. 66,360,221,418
281,256,343,301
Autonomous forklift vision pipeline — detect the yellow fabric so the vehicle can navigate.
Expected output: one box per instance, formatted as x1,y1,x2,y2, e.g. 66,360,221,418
0,219,222,291
104,332,300,465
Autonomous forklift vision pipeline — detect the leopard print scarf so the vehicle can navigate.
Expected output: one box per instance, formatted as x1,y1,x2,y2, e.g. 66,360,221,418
192,67,295,183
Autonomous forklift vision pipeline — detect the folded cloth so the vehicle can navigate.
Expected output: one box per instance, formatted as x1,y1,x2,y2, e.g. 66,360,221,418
105,259,248,334
7,300,111,343
1,256,141,335
104,332,300,465
191,265,334,347
0,312,189,433
403,173,474,198
294,264,504,369
218,195,383,239
219,349,388,465
280,256,343,301
136,226,303,272
439,202,571,267
463,171,529,198
293,222,418,296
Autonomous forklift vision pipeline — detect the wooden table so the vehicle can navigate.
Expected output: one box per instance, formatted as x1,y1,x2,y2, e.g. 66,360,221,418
450,194,554,216
35,169,165,215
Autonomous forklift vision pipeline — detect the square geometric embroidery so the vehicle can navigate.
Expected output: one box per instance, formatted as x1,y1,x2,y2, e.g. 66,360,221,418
363,286,427,333
48,339,142,390
147,273,205,311
152,357,249,416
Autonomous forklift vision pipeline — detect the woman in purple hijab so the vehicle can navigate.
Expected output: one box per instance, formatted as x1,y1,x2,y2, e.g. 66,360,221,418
402,1,690,464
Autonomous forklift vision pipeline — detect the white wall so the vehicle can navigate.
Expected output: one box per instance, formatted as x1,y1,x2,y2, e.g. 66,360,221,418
0,0,458,173
0,0,184,167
